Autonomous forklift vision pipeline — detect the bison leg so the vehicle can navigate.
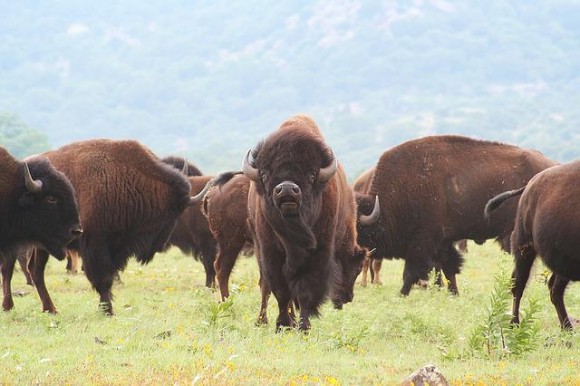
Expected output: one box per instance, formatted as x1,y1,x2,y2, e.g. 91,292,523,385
30,249,58,313
82,240,116,316
256,267,271,325
268,261,294,331
1,255,16,311
17,250,34,286
274,292,294,332
401,240,433,296
511,243,536,325
201,245,217,288
360,256,370,287
214,239,244,300
66,249,81,275
440,243,464,295
548,274,573,330
298,306,312,332
371,258,383,285
87,268,115,316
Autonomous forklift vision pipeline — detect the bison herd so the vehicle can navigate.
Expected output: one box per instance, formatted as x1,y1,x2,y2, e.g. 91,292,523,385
1,114,578,331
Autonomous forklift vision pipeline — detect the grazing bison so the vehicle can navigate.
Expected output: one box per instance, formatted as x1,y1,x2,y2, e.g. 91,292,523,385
242,115,365,331
356,135,557,296
0,147,81,311
167,175,218,288
353,167,384,287
28,139,191,315
197,173,253,300
485,161,579,330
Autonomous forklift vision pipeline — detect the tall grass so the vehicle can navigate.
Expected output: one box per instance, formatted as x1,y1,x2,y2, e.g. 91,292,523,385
1,242,579,384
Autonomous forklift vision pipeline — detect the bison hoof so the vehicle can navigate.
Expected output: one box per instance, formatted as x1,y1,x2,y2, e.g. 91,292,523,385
98,302,114,316
255,315,269,326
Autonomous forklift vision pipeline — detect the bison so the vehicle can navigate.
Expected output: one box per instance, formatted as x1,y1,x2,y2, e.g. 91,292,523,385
28,139,191,315
485,161,579,330
161,156,203,177
161,157,220,288
242,115,365,331
353,167,467,287
167,175,218,288
0,146,81,311
196,173,253,300
353,167,384,287
356,135,557,296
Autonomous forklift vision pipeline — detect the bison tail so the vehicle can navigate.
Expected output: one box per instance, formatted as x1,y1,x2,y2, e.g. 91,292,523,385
484,186,526,220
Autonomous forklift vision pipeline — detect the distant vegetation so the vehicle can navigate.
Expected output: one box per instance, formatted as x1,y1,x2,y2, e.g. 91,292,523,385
0,113,50,158
1,1,579,177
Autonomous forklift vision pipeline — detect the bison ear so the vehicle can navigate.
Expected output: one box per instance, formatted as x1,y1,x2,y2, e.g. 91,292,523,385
18,192,35,207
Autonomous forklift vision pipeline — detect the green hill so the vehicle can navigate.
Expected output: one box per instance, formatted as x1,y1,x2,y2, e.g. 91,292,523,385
1,1,578,177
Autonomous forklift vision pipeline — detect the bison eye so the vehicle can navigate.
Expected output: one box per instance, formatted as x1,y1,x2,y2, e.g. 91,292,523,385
45,195,58,205
261,172,267,183
309,173,316,183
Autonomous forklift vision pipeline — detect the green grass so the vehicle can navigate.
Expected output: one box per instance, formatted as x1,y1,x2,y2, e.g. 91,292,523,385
1,242,579,385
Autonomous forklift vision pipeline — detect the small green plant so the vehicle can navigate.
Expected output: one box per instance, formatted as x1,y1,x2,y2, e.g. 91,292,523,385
205,296,235,326
467,254,540,359
330,326,369,353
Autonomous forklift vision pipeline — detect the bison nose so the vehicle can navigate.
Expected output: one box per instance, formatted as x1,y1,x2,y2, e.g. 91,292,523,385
274,182,300,197
71,228,83,238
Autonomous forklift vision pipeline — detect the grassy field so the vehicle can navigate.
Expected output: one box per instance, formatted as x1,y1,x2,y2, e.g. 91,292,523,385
1,242,579,385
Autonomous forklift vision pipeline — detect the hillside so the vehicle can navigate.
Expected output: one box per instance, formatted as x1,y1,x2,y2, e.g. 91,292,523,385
1,1,579,177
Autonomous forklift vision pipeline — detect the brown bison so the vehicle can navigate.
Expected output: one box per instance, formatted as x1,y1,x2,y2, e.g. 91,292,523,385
353,167,384,287
0,147,81,311
485,161,579,330
161,156,203,177
167,175,218,288
242,115,365,331
198,173,253,300
356,135,557,296
28,139,191,315
161,157,219,287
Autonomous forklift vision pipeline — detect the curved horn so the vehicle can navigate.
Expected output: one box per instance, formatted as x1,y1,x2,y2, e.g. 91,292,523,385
181,158,189,176
318,148,338,182
242,149,260,182
359,196,380,226
23,162,43,193
190,180,213,204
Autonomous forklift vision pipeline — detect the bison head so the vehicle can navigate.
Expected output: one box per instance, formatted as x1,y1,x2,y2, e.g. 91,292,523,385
242,135,337,249
355,193,385,258
332,246,367,309
17,158,82,259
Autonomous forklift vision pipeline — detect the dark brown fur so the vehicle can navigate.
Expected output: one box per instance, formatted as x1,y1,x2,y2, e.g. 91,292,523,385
488,161,580,329
30,139,191,314
0,147,81,311
161,156,203,177
358,135,557,296
168,175,217,288
354,167,497,288
246,115,364,331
